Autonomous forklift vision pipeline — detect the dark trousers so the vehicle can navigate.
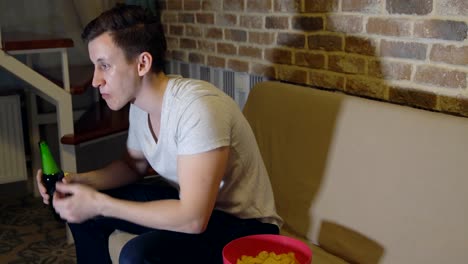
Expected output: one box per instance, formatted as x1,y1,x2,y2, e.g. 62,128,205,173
68,178,279,264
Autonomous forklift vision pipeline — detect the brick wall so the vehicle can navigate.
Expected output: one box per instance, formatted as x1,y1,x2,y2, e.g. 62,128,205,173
159,0,468,116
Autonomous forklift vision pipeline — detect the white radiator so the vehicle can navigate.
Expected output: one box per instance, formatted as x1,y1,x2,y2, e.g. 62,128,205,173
0,95,27,184
167,60,267,109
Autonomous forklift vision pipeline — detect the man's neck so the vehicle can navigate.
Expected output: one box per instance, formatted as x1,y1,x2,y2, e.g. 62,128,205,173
133,72,169,116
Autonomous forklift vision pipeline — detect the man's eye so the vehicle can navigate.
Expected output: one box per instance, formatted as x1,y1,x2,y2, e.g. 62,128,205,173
101,64,110,70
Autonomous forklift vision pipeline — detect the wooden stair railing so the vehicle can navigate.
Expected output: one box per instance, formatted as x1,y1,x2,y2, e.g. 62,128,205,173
1,32,77,193
2,30,138,246
1,31,132,178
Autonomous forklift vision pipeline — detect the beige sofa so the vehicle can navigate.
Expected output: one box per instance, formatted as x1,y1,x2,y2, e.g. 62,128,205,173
108,81,468,263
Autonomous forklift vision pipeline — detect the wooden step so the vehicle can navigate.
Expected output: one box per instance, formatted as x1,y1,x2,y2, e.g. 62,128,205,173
60,101,157,176
2,32,73,51
61,101,129,145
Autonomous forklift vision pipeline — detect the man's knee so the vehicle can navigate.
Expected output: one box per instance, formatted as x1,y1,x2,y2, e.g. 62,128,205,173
119,238,157,264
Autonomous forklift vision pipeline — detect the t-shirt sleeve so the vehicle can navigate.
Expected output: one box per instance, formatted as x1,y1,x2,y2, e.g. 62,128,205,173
127,104,142,151
176,95,232,155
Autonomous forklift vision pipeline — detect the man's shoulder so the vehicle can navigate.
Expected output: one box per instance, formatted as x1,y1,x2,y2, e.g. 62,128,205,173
168,76,224,102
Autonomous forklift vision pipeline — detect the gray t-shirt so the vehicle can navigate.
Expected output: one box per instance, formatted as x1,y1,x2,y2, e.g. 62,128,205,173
127,76,282,227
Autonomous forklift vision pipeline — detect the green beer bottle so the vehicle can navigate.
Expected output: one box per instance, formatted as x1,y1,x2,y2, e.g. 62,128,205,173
38,140,64,221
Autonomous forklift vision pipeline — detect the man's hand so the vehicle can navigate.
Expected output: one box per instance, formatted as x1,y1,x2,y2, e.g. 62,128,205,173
53,182,104,223
35,169,50,205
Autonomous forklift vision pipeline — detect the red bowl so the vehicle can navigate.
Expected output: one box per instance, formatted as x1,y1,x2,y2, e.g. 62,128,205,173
222,234,312,264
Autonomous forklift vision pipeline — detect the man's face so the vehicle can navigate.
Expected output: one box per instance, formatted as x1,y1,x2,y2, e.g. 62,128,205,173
88,32,140,110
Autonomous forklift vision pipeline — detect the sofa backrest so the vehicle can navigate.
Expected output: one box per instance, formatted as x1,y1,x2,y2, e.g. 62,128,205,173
243,81,468,264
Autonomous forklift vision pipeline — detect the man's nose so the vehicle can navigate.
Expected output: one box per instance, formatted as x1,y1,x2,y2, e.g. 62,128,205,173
92,70,104,88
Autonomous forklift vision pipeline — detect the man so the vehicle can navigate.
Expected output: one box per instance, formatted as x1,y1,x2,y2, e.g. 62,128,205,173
36,4,282,264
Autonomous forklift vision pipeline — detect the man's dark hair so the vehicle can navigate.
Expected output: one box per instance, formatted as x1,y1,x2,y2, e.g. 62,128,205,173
82,4,166,73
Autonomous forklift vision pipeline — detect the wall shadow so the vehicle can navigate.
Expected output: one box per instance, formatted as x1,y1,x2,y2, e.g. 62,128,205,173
252,2,390,263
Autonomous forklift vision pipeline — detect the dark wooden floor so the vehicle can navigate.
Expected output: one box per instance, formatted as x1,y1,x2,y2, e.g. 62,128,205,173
0,178,34,200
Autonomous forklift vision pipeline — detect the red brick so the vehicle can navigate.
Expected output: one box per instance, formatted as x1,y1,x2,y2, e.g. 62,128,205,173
368,60,412,80
326,15,363,33
346,76,387,100
169,25,184,36
166,37,179,49
207,56,225,68
309,70,345,90
292,16,323,31
380,40,427,60
196,13,214,24
202,0,222,11
367,17,412,37
239,46,263,59
167,0,182,10
295,52,325,69
180,13,195,23
223,0,244,11
387,0,433,15
249,32,275,45
414,20,467,41
436,0,468,16
217,14,237,26
240,16,263,29
328,55,366,75
274,0,301,12
308,34,343,51
162,13,178,23
265,16,289,30
265,48,293,64
227,59,249,73
188,52,205,64
170,50,187,61
342,0,382,14
304,0,339,12
277,33,306,48
389,86,437,110
415,65,467,89
430,44,468,66
197,40,215,52
225,29,247,42
252,63,276,79
217,43,237,55
277,65,308,85
439,95,468,117
185,25,202,37
180,38,197,49
184,0,201,10
345,36,377,56
247,0,272,12
205,28,223,39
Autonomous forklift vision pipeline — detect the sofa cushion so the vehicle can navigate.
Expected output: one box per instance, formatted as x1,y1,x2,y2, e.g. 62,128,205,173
108,231,137,264
243,81,468,264
108,229,348,264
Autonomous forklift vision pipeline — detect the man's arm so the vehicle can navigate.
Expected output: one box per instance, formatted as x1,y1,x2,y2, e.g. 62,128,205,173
56,146,229,233
36,148,149,205
67,148,150,190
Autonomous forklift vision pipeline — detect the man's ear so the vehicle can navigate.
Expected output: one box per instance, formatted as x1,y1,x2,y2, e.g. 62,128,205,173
137,52,152,76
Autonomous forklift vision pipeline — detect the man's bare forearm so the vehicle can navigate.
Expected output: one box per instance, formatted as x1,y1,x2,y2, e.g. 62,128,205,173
77,159,142,190
74,148,149,190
